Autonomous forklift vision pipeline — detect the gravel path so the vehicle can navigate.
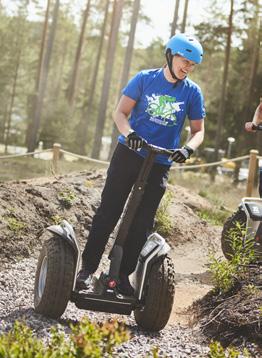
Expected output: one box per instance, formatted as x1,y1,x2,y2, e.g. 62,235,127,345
0,254,211,357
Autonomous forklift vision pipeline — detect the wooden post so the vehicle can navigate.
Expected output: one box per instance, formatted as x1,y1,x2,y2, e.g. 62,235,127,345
246,149,259,197
52,143,61,174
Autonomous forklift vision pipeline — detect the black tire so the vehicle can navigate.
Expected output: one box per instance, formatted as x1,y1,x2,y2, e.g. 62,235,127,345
34,236,75,319
134,255,175,332
221,209,246,260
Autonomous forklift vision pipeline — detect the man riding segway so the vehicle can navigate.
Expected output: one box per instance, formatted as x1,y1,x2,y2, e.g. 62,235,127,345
76,33,206,294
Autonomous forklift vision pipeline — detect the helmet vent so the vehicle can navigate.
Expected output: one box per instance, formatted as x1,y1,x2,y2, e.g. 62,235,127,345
186,49,192,52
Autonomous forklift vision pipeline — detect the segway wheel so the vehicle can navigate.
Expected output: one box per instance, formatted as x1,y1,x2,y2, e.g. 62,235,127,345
34,236,75,319
134,255,175,332
221,209,246,260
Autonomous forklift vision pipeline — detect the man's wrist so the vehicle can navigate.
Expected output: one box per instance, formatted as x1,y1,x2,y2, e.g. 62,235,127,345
183,145,194,156
126,128,135,138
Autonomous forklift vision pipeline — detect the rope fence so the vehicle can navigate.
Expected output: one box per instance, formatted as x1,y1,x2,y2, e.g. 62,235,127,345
170,154,250,170
0,143,261,197
0,148,52,159
60,149,109,166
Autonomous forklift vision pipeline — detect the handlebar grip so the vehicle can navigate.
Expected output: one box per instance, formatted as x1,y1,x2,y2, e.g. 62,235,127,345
142,141,174,156
252,123,262,131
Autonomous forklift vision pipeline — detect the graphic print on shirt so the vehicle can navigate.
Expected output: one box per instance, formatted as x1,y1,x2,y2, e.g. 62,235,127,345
145,94,184,126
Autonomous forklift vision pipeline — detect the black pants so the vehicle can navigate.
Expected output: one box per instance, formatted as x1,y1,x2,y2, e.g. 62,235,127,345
82,143,170,275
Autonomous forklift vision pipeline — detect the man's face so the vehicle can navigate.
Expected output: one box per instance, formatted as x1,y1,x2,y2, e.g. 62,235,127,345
172,55,196,80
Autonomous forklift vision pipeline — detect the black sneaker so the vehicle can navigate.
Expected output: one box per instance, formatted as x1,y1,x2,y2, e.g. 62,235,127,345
75,269,92,291
117,273,135,296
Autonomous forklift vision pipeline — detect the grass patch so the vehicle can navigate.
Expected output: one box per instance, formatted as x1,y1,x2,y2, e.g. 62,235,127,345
197,208,231,226
0,155,106,182
51,215,64,225
169,171,246,211
6,217,26,233
154,190,173,237
58,189,77,208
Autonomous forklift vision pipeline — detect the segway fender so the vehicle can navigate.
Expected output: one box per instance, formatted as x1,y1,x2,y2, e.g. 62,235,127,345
47,220,81,287
133,232,171,300
139,233,171,258
47,221,78,253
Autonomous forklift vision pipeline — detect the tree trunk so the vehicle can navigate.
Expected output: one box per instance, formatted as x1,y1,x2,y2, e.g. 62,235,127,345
181,0,189,32
248,1,261,153
26,0,50,149
171,0,180,36
36,0,51,93
108,0,141,160
4,47,21,153
27,0,60,152
0,103,8,143
53,39,68,99
244,0,260,121
91,0,124,159
77,0,111,155
66,0,92,108
215,0,234,159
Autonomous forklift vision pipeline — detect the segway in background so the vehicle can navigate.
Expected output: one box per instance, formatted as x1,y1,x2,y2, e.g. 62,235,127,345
221,123,262,261
34,143,175,332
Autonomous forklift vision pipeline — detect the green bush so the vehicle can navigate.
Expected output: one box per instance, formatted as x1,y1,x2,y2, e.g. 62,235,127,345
0,321,44,358
58,188,77,208
0,318,129,358
209,340,251,357
209,255,237,293
209,224,255,293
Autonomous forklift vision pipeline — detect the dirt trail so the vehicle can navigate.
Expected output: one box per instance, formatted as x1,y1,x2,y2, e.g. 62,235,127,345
170,238,221,325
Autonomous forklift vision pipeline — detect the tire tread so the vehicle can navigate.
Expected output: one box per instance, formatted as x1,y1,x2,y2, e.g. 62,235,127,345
34,236,75,319
134,255,175,331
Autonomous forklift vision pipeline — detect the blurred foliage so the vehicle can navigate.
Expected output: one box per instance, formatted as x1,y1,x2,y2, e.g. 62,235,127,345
0,0,261,158
0,318,129,357
208,340,251,357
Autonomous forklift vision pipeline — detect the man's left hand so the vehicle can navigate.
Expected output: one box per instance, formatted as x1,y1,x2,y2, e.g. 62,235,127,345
169,145,194,163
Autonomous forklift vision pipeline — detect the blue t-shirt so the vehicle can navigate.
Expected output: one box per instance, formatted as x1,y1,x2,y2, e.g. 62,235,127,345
118,68,205,165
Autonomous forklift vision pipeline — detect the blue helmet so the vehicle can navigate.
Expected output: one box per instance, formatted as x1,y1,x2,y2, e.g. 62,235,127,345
165,33,203,64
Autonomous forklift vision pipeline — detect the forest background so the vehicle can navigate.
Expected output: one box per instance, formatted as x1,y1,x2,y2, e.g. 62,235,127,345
0,0,261,162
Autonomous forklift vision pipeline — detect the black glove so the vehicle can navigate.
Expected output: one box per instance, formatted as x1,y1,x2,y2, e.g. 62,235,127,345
126,130,144,151
169,145,194,163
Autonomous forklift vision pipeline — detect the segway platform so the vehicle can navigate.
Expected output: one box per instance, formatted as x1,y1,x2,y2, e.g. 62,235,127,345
71,290,138,315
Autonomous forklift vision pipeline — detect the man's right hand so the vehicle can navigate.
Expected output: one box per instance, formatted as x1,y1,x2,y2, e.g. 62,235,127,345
126,131,144,151
245,122,257,132
245,103,262,132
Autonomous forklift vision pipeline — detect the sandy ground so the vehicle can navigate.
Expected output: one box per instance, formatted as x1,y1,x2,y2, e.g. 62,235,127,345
169,233,222,326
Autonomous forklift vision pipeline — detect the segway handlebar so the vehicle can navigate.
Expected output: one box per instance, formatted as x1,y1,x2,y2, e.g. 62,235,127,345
142,141,175,156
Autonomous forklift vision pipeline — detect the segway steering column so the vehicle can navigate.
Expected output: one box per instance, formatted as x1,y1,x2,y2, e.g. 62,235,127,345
108,143,173,287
